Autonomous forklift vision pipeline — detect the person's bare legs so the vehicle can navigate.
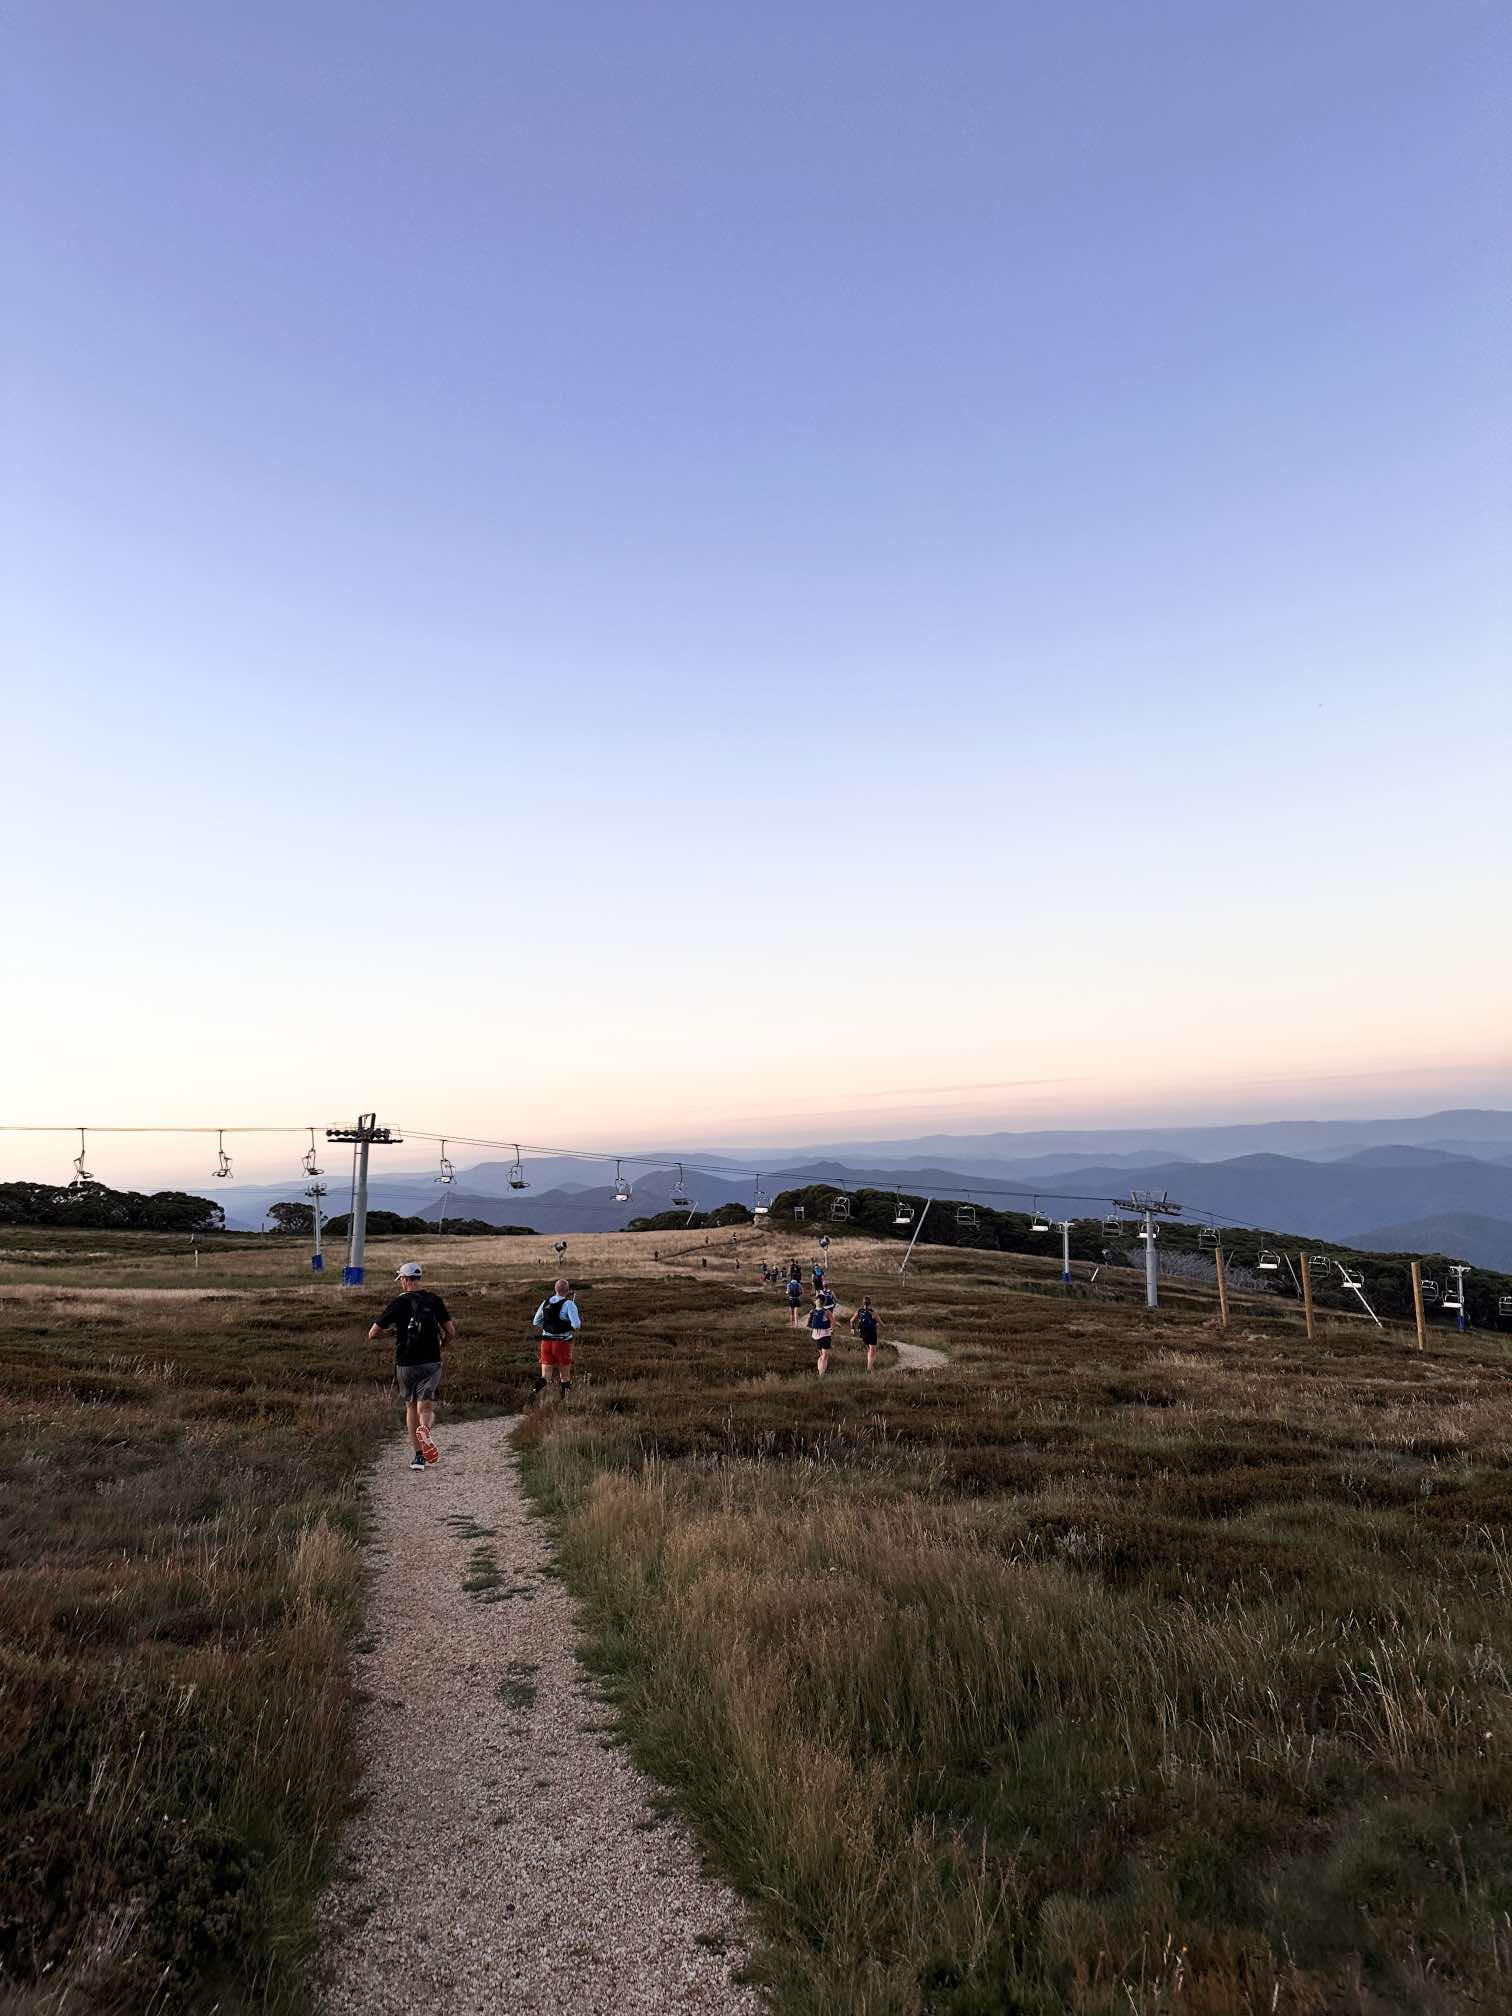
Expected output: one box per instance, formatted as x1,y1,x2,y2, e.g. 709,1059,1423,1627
866,1342,877,1371
418,1396,435,1442
405,1398,421,1450
817,1345,830,1376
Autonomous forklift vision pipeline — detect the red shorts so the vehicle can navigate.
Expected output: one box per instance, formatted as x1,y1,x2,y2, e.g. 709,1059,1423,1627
539,1333,574,1369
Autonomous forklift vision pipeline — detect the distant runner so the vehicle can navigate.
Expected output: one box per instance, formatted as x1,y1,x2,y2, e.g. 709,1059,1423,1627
819,1282,837,1325
851,1295,879,1371
808,1293,834,1375
531,1277,582,1403
786,1272,803,1326
368,1261,455,1471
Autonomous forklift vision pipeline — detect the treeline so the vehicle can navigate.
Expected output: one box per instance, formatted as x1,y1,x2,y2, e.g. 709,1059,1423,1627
628,1204,753,1233
316,1209,533,1240
765,1185,1512,1331
0,1181,225,1233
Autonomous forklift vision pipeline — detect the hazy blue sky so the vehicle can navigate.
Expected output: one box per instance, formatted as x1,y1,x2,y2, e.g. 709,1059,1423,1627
4,1,1508,1187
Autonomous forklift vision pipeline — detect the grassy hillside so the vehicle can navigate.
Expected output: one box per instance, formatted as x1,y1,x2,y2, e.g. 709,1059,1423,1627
520,1245,1512,2013
769,1183,1512,1332
4,1223,1512,2011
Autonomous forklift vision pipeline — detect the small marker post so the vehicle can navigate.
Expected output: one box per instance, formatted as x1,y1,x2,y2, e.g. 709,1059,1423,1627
1410,1259,1426,1351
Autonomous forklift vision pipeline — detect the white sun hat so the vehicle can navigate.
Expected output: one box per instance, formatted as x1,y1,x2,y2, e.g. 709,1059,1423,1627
396,1261,423,1279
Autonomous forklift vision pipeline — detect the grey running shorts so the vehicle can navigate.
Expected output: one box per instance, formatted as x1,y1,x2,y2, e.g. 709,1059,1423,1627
397,1361,442,1401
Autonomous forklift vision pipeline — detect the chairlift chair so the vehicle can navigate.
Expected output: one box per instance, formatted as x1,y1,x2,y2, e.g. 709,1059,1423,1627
793,1204,805,1222
1443,1287,1464,1312
435,1142,455,1186
669,1162,690,1208
613,1161,632,1204
1029,1199,1050,1234
70,1128,94,1187
1421,1278,1441,1305
508,1145,530,1191
956,1201,977,1229
830,1195,851,1222
303,1129,322,1178
1498,1295,1512,1318
1308,1253,1332,1276
214,1130,233,1180
1197,1225,1218,1250
1257,1248,1280,1271
892,1198,914,1228
1101,1212,1120,1235
1338,1265,1364,1292
753,1176,770,1217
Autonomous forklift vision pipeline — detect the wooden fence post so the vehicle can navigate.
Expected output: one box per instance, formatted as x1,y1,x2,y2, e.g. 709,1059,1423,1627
1300,1251,1315,1341
1411,1259,1426,1351
1215,1244,1229,1329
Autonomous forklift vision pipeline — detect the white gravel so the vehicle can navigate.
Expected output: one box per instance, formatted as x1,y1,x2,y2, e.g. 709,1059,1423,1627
889,1338,947,1369
319,1416,764,2016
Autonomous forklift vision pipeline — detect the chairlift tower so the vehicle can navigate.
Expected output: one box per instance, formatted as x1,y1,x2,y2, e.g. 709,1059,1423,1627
325,1114,402,1286
1447,1263,1470,1333
305,1182,327,1273
1117,1191,1182,1310
1054,1220,1074,1286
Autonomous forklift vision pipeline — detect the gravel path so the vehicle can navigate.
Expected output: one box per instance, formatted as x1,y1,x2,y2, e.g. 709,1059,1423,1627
889,1338,947,1369
320,1417,763,2016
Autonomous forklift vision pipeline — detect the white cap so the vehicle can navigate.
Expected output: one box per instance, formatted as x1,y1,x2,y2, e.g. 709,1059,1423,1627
396,1261,423,1279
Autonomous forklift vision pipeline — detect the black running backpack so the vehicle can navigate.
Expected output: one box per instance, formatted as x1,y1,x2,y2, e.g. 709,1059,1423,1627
404,1297,443,1355
540,1296,574,1339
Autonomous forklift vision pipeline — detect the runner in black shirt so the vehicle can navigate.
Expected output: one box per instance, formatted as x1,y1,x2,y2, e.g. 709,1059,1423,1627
368,1261,456,1470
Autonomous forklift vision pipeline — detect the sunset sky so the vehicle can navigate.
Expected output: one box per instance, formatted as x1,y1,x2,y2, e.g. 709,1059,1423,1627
5,1,1508,1191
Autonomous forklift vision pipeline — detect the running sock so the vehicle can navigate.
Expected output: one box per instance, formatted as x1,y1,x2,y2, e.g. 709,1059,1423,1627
558,1381,571,1398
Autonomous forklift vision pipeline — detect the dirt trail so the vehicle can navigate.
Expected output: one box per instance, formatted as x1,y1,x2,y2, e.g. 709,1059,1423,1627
320,1417,761,2016
889,1338,947,1369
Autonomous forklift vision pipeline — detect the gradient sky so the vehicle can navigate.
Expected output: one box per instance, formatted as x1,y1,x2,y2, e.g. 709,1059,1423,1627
4,1,1509,1190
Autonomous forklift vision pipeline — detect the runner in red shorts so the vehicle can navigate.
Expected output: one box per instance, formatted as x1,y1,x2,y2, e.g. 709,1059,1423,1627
530,1277,581,1404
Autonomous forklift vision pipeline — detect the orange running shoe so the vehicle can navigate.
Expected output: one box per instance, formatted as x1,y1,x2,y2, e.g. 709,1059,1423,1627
416,1425,439,1464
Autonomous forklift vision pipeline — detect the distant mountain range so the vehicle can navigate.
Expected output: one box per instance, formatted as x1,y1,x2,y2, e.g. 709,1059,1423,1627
1352,1214,1512,1272
198,1109,1512,1263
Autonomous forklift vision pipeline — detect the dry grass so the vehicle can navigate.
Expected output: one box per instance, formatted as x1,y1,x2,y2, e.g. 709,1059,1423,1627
515,1245,1512,2014
0,1259,543,2013
6,1226,1512,2013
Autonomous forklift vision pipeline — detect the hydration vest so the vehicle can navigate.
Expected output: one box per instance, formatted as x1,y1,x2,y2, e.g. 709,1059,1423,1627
540,1296,575,1339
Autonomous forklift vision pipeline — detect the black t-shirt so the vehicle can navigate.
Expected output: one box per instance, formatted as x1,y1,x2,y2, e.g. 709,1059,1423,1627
376,1289,451,1366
